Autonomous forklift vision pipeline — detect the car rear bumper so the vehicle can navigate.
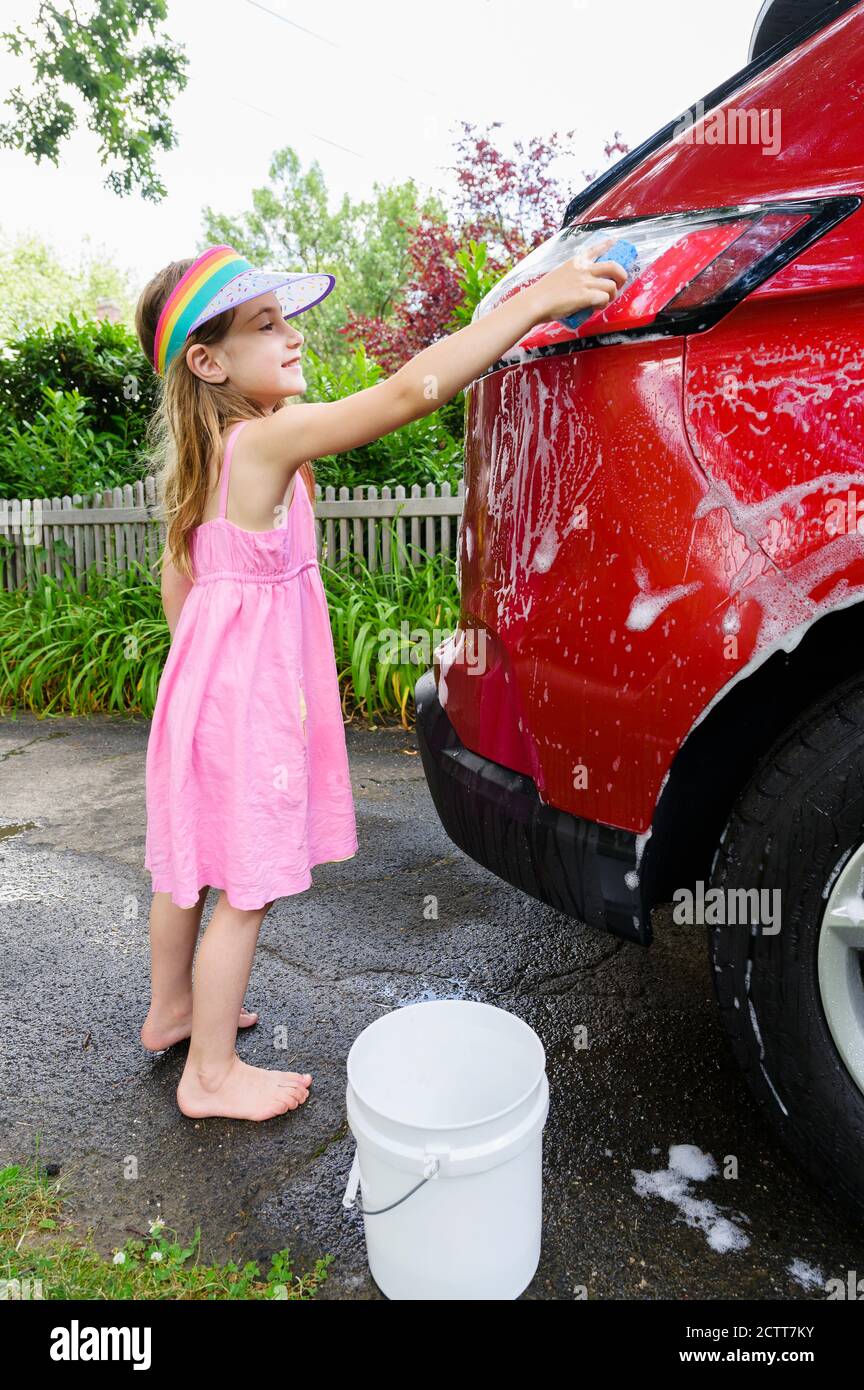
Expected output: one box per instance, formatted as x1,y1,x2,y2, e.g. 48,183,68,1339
413,668,652,945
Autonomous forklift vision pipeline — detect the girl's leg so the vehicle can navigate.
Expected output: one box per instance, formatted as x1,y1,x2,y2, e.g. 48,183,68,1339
140,888,257,1051
176,891,313,1122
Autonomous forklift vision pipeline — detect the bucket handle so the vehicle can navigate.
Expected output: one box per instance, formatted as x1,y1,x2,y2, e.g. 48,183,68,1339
342,1149,440,1216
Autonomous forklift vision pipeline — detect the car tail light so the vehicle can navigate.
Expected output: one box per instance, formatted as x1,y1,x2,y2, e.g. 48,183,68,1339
472,197,859,370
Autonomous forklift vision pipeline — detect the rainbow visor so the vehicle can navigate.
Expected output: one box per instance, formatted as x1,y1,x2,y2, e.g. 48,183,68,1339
152,244,336,376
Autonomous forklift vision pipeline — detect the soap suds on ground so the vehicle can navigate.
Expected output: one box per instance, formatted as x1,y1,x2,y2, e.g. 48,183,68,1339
631,1143,751,1253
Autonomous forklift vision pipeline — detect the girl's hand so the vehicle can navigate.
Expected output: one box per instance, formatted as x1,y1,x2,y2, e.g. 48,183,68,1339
525,234,630,325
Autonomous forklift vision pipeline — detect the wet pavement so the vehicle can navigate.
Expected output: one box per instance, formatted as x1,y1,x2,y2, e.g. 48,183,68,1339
1,710,863,1301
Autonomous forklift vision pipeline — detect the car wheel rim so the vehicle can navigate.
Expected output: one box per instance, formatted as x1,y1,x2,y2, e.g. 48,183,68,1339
818,841,864,1100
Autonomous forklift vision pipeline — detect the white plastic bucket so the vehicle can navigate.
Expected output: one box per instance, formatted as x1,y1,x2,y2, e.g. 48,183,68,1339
342,999,549,1300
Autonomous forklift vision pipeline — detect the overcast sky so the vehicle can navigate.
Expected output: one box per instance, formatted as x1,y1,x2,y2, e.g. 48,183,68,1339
0,0,764,292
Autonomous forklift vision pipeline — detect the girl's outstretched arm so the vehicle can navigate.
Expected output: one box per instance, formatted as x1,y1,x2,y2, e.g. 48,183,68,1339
251,236,627,472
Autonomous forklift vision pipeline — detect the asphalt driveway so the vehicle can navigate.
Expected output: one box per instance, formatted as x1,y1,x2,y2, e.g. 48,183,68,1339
1,710,862,1299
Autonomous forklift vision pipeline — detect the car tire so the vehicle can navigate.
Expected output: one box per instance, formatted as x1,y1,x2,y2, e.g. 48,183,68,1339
707,670,864,1224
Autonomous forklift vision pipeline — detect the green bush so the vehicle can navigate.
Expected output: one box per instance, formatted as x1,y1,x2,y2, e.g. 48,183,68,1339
0,314,466,502
0,312,156,491
0,384,142,498
447,239,500,330
300,342,464,492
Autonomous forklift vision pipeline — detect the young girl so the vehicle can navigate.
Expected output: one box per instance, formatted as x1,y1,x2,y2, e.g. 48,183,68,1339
134,238,625,1123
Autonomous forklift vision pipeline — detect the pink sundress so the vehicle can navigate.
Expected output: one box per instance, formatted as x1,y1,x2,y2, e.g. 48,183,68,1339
144,419,358,909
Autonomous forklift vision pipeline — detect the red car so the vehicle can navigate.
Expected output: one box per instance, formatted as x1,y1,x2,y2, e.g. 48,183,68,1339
416,0,864,1220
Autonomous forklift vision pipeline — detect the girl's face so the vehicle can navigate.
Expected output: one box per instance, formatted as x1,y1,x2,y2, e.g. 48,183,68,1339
185,290,307,409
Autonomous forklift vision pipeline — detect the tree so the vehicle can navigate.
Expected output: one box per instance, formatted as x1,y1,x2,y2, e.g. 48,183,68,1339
340,119,631,370
0,0,188,201
200,147,449,369
447,118,629,263
0,227,138,347
340,213,462,377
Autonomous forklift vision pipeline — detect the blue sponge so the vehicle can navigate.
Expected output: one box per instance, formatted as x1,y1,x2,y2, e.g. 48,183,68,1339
558,238,640,330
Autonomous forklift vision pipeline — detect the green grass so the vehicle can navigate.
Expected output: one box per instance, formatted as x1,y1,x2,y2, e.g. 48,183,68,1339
0,537,460,725
324,545,459,726
1,1138,332,1300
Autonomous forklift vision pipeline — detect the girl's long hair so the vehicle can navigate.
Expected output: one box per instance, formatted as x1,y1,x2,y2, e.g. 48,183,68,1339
135,257,316,582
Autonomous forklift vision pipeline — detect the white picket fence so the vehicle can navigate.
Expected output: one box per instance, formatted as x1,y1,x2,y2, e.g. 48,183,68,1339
0,475,466,592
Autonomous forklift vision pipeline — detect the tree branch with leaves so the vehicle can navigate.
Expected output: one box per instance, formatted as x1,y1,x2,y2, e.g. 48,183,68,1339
0,0,189,201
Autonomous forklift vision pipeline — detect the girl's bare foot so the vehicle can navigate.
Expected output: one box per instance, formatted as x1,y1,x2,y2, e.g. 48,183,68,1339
176,1055,313,1121
140,1005,258,1053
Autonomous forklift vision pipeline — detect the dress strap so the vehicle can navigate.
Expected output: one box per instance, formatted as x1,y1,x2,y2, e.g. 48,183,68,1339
219,420,249,520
